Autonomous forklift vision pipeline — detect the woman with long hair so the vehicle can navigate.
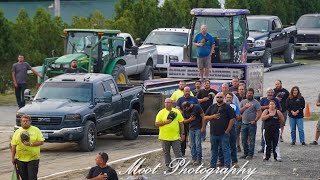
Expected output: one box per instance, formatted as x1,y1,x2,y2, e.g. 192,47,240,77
286,86,306,145
261,100,284,161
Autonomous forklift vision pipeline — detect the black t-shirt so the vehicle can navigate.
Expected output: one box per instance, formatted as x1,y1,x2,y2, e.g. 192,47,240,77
236,93,246,102
264,110,281,129
197,88,218,112
182,104,203,130
65,68,80,73
273,88,289,111
86,166,118,180
205,103,235,136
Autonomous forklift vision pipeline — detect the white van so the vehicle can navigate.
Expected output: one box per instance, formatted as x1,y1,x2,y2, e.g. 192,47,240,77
143,28,190,77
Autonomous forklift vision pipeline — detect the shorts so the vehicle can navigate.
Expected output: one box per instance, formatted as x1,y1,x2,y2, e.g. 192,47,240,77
197,55,211,69
317,120,320,132
280,111,287,127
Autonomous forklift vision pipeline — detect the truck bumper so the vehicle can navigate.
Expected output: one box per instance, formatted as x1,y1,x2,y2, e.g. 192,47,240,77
14,125,84,142
154,67,167,76
295,43,320,52
247,50,265,59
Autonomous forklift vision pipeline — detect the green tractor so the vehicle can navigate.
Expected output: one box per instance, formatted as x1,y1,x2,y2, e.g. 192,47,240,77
41,29,138,84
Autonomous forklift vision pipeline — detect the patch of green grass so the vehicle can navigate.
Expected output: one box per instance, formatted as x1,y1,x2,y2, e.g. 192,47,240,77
305,113,320,121
0,88,38,106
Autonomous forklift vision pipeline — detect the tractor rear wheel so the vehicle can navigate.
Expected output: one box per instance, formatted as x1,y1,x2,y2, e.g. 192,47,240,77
112,64,129,84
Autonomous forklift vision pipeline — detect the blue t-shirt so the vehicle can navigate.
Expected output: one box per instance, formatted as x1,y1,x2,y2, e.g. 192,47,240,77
230,103,240,125
193,32,215,57
260,97,281,111
176,96,199,110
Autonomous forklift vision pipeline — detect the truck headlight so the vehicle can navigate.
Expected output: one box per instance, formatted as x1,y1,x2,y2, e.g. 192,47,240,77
64,114,81,125
254,40,265,47
169,55,179,62
65,114,81,120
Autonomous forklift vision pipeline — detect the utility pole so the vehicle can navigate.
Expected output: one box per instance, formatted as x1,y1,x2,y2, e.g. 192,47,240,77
54,0,60,17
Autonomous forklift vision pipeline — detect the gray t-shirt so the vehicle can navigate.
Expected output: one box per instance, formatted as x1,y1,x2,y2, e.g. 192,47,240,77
240,99,261,124
12,62,31,84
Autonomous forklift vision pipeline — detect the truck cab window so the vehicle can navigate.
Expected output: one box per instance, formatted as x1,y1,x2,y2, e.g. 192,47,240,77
103,80,118,95
96,83,105,97
125,37,133,49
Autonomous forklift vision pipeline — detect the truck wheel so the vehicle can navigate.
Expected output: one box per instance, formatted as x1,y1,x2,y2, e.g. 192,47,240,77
79,121,97,152
112,64,129,84
122,109,140,140
284,43,295,63
140,65,153,80
261,48,273,67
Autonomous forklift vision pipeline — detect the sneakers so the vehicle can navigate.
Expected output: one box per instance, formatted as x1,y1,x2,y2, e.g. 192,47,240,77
237,145,242,152
280,136,284,142
194,160,201,166
310,141,318,145
263,158,269,162
232,163,240,168
166,166,173,172
275,159,282,162
291,142,295,145
246,156,253,160
239,155,247,159
302,142,306,146
216,161,224,167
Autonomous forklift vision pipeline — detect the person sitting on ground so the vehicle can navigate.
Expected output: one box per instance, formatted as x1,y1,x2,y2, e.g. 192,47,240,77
65,59,81,73
310,93,320,145
86,152,118,180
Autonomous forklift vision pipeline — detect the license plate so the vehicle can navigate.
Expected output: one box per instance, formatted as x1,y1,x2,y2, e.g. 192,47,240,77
300,46,308,51
43,132,49,139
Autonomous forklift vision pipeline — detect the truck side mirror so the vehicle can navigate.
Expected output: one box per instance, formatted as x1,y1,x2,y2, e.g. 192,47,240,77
131,46,139,55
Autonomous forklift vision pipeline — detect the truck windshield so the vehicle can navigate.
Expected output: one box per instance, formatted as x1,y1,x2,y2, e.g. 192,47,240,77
35,82,92,102
248,19,269,32
296,16,320,28
144,31,188,46
66,32,98,54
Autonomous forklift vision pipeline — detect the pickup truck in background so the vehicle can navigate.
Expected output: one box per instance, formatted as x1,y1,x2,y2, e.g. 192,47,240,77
295,14,320,55
115,33,157,80
247,15,297,67
143,28,190,77
16,73,144,151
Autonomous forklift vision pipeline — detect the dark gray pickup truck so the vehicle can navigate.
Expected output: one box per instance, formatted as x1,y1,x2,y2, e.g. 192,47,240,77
247,15,297,67
15,73,144,151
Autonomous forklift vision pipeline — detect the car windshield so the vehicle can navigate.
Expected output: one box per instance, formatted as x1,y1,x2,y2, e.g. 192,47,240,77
248,19,269,32
34,82,92,102
296,16,320,28
144,31,188,46
66,32,98,54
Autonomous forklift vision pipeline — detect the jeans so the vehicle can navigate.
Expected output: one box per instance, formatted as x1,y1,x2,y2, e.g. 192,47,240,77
189,128,202,161
263,127,281,160
210,133,231,168
16,159,40,180
288,117,305,143
219,126,237,163
241,123,257,157
161,140,182,166
181,123,189,156
201,121,207,141
15,83,26,108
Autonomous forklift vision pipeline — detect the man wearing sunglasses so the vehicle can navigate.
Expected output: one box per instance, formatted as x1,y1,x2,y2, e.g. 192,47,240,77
204,92,235,169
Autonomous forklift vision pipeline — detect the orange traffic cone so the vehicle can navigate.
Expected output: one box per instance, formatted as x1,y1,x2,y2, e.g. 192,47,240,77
305,103,310,119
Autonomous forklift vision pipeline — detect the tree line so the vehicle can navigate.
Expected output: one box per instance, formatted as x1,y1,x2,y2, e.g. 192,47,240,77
0,0,319,93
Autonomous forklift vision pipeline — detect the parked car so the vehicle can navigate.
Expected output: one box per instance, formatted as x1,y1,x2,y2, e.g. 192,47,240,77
16,73,144,151
247,15,297,67
295,14,320,55
116,33,157,80
143,28,190,77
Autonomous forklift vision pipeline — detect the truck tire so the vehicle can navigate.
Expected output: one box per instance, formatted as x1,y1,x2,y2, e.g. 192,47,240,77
112,64,129,84
122,109,140,140
140,65,153,80
284,43,295,63
261,48,273,67
79,121,97,152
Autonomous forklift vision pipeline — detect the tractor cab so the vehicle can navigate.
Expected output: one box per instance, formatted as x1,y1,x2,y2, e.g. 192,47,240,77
189,8,250,64
41,29,137,84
